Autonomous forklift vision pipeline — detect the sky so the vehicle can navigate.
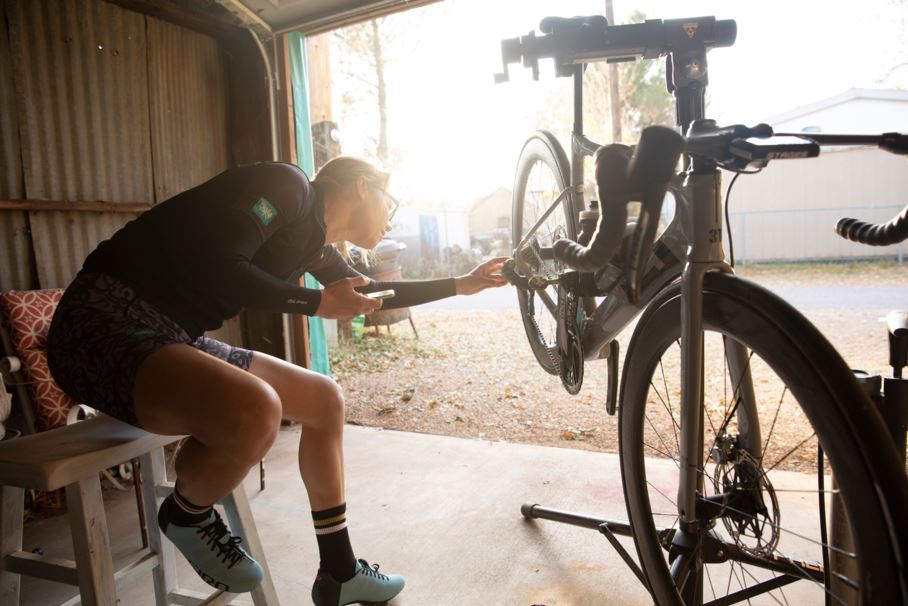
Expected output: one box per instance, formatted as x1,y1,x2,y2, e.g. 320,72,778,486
328,0,908,211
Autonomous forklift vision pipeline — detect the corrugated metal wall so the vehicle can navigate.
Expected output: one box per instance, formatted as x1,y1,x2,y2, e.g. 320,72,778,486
0,0,243,345
8,0,153,204
147,17,228,202
0,0,34,291
5,0,152,288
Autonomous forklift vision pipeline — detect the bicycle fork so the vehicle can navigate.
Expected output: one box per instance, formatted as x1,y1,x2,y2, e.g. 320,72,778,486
674,167,760,598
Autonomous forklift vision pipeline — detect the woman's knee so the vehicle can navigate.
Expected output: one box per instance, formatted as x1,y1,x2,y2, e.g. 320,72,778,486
304,376,346,430
213,378,283,461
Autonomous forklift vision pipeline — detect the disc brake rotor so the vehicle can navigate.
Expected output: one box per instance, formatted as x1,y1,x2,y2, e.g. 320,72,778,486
709,432,780,556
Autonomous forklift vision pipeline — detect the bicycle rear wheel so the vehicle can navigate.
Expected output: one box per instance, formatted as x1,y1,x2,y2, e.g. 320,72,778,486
620,272,908,605
512,130,574,375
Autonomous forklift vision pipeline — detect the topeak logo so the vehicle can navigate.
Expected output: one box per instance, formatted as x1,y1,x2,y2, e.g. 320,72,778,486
683,23,699,38
252,197,277,226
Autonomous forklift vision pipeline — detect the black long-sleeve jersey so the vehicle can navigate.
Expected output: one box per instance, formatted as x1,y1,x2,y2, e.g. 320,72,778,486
81,162,455,338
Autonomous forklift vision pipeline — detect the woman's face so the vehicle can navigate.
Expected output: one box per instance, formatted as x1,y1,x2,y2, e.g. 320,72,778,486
346,177,392,249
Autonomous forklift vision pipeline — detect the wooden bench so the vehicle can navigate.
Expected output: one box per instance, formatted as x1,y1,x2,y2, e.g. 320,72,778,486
0,414,279,605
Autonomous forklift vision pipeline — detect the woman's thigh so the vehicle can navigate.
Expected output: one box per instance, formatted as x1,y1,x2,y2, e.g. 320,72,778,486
247,352,344,429
133,344,283,448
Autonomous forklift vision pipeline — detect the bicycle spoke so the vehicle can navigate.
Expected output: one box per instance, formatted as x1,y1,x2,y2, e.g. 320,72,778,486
725,562,735,600
720,502,854,557
536,289,557,317
645,478,679,511
740,566,786,606
704,395,721,441
642,439,680,463
730,563,752,606
706,562,717,602
776,573,791,606
714,348,755,435
772,488,838,494
648,376,682,453
724,340,729,419
643,416,681,469
761,386,789,461
765,433,817,473
658,359,683,446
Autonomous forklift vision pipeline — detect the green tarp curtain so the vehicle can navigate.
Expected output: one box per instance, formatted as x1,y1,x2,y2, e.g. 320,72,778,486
289,32,330,376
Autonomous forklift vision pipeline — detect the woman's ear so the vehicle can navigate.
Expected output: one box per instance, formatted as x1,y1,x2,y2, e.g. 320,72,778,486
355,175,368,201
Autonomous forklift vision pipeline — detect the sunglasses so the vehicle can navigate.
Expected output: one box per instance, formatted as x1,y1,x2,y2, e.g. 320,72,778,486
377,188,400,221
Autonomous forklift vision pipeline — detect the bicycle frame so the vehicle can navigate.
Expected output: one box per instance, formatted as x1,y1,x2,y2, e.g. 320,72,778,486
517,56,764,535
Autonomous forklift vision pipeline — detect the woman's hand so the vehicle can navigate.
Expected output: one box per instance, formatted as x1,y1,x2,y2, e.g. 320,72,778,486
455,256,510,296
316,276,382,319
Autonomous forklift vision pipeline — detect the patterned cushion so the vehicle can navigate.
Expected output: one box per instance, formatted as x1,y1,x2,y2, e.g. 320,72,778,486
0,290,75,430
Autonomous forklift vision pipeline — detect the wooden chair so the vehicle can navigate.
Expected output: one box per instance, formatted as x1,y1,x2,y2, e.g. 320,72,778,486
0,290,279,605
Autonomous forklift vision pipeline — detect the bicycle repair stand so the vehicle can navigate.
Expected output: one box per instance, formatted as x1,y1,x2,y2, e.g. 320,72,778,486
518,17,721,602
854,311,908,466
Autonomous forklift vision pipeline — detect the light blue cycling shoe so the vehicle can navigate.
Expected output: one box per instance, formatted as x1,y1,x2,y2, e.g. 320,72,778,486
159,507,264,593
311,558,405,605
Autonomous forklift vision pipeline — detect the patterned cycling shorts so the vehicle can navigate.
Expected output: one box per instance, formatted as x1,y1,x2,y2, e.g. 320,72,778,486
47,271,253,428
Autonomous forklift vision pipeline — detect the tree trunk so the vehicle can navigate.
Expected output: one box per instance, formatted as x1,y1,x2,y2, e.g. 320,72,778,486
370,19,389,165
605,0,623,142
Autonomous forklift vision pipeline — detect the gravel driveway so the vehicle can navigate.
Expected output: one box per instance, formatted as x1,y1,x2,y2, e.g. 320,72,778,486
334,261,908,470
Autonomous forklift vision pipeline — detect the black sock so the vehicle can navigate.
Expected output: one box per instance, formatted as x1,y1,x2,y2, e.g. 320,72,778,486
312,503,356,583
158,486,213,529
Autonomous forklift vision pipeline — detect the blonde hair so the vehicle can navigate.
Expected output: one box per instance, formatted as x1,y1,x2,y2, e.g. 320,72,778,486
312,156,389,193
313,156,390,264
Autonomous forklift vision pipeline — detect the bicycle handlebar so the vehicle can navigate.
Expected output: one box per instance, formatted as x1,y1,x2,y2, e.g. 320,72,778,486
836,205,908,246
495,16,736,81
552,126,686,274
689,123,908,247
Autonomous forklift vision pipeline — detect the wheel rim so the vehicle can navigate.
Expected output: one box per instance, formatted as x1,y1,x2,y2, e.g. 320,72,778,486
623,310,866,604
514,147,571,374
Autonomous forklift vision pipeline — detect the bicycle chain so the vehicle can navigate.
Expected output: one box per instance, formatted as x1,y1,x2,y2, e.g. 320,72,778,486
522,232,564,376
528,305,561,376
558,289,584,395
521,227,585,392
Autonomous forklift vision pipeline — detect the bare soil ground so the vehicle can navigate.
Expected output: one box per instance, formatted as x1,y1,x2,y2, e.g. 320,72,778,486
333,261,907,472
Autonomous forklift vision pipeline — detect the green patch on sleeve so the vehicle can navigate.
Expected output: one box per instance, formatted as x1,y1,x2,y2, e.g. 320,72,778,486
252,197,278,226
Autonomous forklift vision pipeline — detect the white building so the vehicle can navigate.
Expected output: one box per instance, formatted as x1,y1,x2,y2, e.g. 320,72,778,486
389,205,471,269
724,89,908,264
769,89,908,134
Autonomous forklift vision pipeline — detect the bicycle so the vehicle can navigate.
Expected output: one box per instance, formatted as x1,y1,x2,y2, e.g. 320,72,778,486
493,15,908,605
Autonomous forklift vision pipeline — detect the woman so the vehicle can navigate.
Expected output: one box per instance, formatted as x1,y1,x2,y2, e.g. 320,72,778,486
47,157,507,605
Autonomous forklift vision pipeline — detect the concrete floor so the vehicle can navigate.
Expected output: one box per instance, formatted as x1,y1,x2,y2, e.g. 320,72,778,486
19,425,655,605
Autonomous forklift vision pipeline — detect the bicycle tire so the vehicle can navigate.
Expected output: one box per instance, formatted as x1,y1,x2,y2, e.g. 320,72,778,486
512,131,574,375
619,271,908,605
